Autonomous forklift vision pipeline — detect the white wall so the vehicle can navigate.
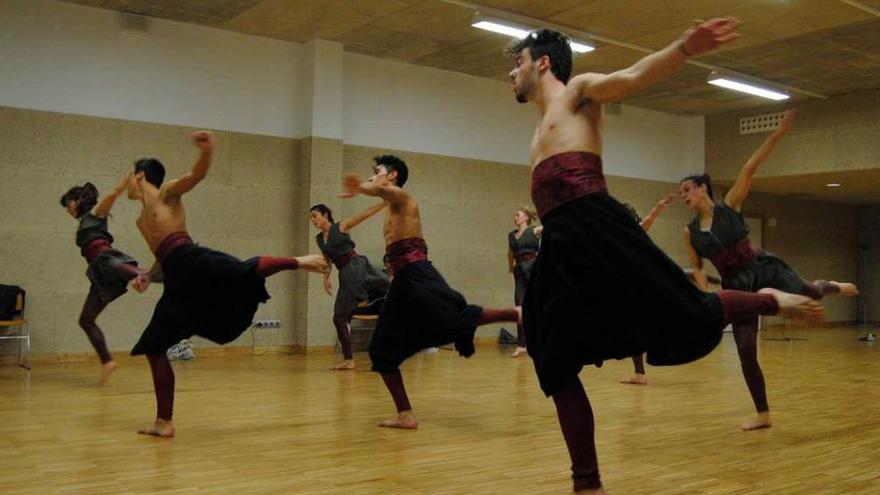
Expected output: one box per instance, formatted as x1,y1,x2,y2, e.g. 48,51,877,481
343,51,705,180
1,0,705,181
0,0,307,138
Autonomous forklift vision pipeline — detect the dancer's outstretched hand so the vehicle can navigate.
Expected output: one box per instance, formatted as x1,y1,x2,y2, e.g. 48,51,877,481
681,17,740,56
340,174,363,198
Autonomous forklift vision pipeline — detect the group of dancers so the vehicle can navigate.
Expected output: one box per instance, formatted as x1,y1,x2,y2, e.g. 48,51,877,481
57,17,857,494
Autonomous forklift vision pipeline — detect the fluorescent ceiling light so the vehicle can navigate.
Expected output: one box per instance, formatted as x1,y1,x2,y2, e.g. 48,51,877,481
826,183,841,187
471,19,594,53
708,74,789,101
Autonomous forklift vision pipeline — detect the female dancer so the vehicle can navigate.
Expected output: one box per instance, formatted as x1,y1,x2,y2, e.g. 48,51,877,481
508,207,541,357
310,203,390,370
61,178,143,383
680,110,857,430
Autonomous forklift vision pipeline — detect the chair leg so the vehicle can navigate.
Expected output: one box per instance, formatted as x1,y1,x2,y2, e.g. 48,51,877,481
20,323,31,371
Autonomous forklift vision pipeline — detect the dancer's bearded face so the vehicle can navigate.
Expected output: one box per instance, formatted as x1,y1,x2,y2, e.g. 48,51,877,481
509,50,536,103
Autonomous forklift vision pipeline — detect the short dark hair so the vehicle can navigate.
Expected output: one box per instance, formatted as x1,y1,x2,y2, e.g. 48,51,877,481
374,155,408,187
681,174,714,199
134,158,166,187
309,204,335,224
507,29,573,83
60,182,98,218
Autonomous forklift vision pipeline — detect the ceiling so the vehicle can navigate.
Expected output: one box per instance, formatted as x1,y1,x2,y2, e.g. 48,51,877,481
716,168,880,205
59,0,880,116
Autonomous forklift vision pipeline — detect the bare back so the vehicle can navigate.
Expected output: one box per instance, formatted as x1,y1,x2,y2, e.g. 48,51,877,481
530,89,603,167
136,187,188,254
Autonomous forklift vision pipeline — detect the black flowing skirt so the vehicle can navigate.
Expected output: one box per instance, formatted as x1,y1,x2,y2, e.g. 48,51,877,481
369,260,482,373
86,249,138,304
722,252,812,294
131,244,270,355
523,193,724,396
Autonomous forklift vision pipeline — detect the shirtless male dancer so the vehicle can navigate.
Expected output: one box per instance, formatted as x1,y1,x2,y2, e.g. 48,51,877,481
340,154,521,430
507,20,824,493
127,130,327,437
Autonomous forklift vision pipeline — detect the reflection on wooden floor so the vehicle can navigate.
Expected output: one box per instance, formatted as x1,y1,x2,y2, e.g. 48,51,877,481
1,328,878,494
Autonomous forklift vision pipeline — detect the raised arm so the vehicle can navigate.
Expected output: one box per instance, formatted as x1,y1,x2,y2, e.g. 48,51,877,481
91,176,129,218
724,109,795,211
340,174,409,207
339,202,386,234
640,194,675,232
164,131,214,197
683,227,709,291
569,18,740,104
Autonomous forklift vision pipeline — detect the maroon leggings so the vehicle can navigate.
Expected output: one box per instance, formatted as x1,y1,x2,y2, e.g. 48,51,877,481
555,289,788,492
147,353,175,421
379,307,518,413
254,256,299,277
142,256,300,422
732,280,839,413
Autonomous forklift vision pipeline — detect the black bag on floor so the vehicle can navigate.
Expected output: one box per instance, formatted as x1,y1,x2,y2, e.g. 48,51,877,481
498,327,517,345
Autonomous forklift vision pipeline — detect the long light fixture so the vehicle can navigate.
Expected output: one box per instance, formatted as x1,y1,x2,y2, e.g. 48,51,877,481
471,18,594,53
708,72,789,101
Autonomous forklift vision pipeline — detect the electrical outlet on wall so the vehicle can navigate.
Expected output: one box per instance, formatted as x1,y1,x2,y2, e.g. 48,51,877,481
253,320,281,329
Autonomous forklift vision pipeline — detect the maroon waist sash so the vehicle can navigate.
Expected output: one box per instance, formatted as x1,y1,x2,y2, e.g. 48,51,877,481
385,238,428,275
333,249,359,270
710,238,758,277
515,252,537,264
155,231,194,263
531,151,608,220
82,238,112,264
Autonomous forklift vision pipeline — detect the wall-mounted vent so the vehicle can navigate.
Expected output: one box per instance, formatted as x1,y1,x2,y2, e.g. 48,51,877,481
739,112,786,135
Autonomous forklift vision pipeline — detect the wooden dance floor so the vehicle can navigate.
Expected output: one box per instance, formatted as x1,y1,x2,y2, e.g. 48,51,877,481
1,328,878,494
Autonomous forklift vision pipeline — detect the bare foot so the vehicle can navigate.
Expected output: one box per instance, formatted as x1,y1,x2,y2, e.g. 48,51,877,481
377,410,418,430
137,418,175,438
620,373,647,385
574,488,608,494
758,288,825,326
98,360,119,385
741,412,772,431
510,346,527,358
830,281,859,296
332,360,355,370
297,254,330,274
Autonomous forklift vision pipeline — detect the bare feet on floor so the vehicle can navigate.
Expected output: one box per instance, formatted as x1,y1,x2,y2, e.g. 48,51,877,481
332,360,355,370
138,418,175,438
377,410,418,430
510,347,527,358
830,281,859,296
297,254,330,274
98,360,118,385
620,373,647,385
741,411,772,431
758,288,825,325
